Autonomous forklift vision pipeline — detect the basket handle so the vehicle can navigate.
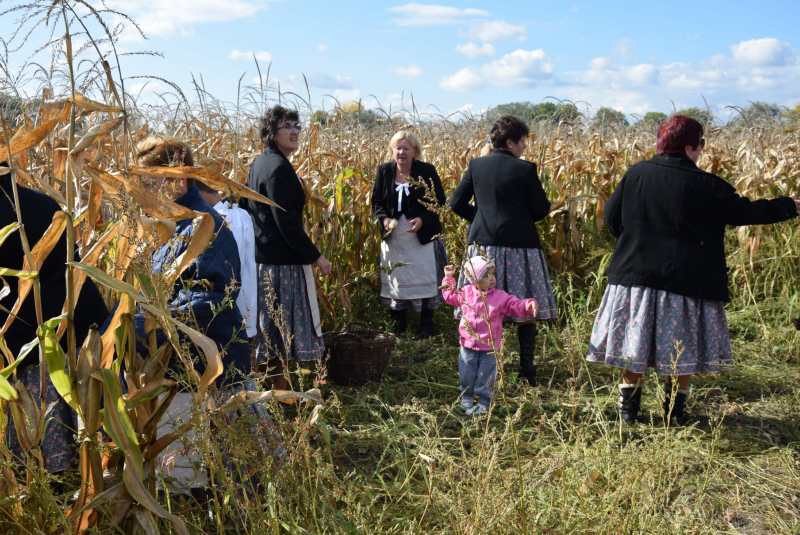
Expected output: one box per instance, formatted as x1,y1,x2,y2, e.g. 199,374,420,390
342,321,373,333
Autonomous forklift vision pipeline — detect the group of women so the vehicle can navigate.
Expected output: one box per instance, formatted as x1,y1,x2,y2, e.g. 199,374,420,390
254,107,798,426
4,108,796,481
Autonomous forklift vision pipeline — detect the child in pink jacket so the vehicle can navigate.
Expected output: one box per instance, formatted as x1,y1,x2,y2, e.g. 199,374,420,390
442,256,538,415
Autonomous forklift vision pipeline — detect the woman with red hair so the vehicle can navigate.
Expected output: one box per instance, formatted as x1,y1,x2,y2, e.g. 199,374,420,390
587,115,800,426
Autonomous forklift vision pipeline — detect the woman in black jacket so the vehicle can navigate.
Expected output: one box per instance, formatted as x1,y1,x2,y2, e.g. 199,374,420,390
450,115,557,383
240,106,331,390
1,167,109,473
587,115,799,425
372,131,448,339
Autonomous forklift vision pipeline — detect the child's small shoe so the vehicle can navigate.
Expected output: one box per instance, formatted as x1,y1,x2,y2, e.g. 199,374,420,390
470,404,489,417
461,398,474,413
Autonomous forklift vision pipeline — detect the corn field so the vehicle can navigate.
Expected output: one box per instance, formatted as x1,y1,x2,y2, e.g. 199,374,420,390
1,2,800,534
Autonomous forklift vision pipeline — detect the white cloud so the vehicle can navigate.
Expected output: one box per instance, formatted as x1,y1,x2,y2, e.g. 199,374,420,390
251,74,296,91
730,38,796,66
388,3,488,26
129,81,164,97
329,89,362,105
574,58,658,87
307,72,356,89
571,5,578,12
318,44,327,52
440,49,554,91
685,34,700,42
229,49,272,62
455,42,496,59
107,0,273,40
392,64,423,80
462,20,526,42
556,37,800,115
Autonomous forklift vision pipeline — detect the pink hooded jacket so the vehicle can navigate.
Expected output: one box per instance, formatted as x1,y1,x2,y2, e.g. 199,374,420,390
442,272,537,352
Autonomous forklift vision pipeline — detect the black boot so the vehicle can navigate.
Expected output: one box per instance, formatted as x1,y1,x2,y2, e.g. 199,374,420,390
663,388,690,427
390,309,407,336
413,308,435,340
619,384,643,424
517,323,536,384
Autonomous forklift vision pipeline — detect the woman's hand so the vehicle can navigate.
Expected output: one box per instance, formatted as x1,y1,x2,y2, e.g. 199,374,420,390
315,255,332,276
444,265,457,278
407,217,423,232
383,218,392,232
526,300,538,317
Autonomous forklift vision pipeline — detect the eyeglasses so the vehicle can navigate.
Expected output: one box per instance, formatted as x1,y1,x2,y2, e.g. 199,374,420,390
699,137,706,147
280,124,302,133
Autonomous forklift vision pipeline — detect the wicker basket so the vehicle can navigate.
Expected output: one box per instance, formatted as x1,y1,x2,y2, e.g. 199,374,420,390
323,322,395,385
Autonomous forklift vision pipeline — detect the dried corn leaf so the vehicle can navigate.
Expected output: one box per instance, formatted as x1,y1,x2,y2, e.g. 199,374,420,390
0,117,59,161
128,165,279,208
70,117,124,155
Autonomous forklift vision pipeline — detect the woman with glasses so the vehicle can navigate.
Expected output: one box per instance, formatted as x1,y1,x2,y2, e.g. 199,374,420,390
372,130,448,339
241,105,331,389
587,114,799,426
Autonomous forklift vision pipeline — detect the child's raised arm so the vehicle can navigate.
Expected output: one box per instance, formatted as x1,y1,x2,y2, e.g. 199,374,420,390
441,265,462,307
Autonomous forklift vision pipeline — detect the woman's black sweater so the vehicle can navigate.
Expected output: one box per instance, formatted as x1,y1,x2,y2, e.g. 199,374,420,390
605,153,797,302
372,159,447,245
240,145,321,265
450,149,551,249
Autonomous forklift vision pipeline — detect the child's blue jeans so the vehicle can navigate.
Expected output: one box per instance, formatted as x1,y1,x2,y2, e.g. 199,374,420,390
459,346,497,407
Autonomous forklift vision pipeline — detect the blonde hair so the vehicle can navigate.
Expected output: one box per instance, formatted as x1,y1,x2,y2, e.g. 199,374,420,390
387,130,422,160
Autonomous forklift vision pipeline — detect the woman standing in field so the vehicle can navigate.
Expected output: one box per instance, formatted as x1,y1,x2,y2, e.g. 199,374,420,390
373,131,448,340
241,105,331,390
450,115,558,384
588,115,800,426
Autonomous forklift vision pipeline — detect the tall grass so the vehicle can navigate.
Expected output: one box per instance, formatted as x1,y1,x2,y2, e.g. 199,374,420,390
0,1,799,533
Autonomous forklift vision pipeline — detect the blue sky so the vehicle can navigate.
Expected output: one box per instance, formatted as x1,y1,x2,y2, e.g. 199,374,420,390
2,1,799,119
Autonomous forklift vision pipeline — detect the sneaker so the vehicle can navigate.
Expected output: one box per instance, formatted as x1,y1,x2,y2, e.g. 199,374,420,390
461,398,474,413
470,404,489,417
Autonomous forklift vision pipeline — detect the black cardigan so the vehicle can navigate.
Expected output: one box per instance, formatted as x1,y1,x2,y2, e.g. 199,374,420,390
606,153,797,302
0,179,109,368
450,149,551,249
372,160,447,245
240,145,321,265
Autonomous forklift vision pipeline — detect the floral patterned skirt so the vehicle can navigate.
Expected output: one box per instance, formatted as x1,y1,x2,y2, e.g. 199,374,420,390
455,245,558,322
587,284,732,375
6,364,76,473
381,237,448,312
254,264,324,363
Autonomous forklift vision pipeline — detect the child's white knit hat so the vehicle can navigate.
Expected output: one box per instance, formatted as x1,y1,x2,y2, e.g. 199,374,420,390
463,256,495,283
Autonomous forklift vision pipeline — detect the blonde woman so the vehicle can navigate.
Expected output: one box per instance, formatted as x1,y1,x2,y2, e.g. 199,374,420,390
372,131,448,339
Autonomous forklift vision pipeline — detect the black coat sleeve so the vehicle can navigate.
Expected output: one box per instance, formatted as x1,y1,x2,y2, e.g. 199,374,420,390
417,166,446,230
266,164,321,264
526,164,551,222
604,176,625,238
372,166,391,231
450,164,476,222
710,178,798,226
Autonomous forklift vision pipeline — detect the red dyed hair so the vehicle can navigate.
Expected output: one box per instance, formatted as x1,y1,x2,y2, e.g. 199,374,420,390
657,115,703,154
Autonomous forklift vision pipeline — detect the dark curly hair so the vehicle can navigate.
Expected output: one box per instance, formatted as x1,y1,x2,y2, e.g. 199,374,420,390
259,105,300,147
490,115,530,151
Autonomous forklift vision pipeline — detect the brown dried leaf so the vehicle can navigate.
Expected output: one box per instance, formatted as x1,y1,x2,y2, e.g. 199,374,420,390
0,117,60,161
129,165,280,208
70,117,124,155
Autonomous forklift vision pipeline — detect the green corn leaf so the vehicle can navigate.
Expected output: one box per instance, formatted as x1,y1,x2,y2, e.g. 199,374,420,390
0,268,38,279
38,321,78,412
68,262,147,303
0,373,17,400
0,223,19,248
